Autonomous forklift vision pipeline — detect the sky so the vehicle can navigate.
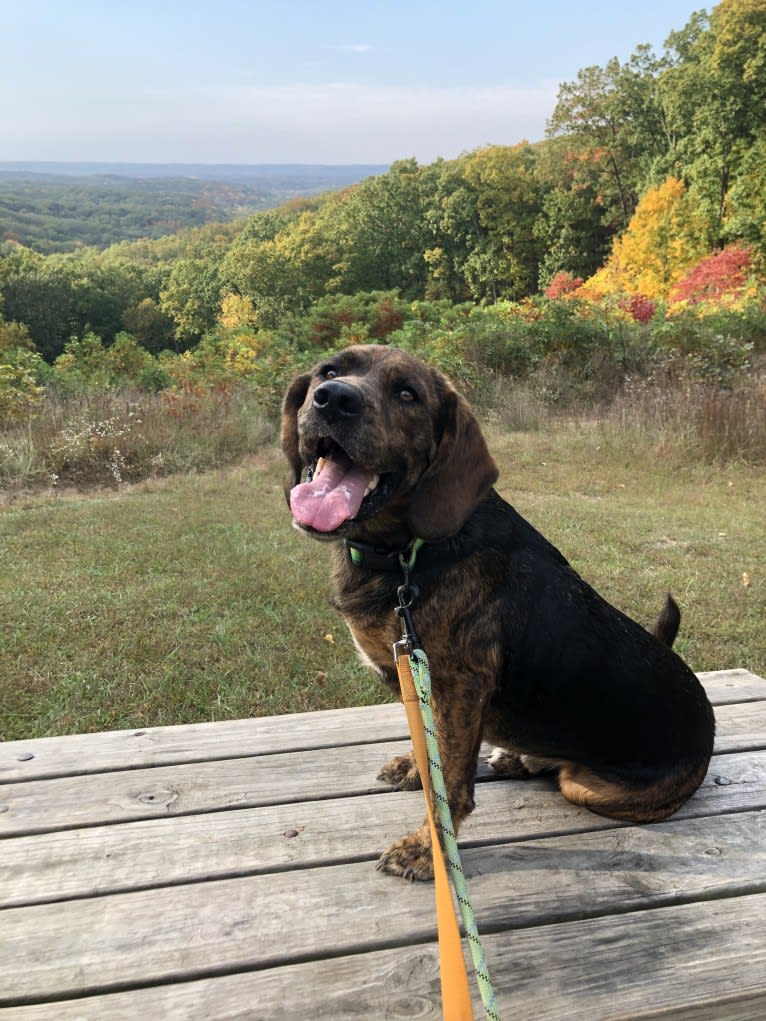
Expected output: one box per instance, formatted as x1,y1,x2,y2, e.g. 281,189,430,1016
2,0,707,167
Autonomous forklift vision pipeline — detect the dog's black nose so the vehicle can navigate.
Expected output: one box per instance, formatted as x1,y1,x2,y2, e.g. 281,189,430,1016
313,380,364,421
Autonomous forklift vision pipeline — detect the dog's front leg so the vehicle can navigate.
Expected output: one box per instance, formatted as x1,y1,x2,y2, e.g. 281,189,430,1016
376,676,486,880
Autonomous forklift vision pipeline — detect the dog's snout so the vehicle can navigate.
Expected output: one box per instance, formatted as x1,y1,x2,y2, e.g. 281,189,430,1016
313,380,364,422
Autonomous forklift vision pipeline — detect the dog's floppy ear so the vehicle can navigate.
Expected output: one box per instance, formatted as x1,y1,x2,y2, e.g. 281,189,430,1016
407,388,499,541
281,371,312,501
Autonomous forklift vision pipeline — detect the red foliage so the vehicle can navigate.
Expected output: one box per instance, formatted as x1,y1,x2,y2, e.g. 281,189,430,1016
670,245,754,304
545,271,584,300
372,296,404,338
618,293,657,323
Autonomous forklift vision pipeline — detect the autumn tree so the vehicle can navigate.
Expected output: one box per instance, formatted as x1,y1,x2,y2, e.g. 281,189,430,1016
583,177,708,299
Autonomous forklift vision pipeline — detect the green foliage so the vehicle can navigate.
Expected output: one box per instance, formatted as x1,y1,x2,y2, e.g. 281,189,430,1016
0,347,46,425
652,301,765,386
50,332,171,393
159,245,227,344
0,318,35,353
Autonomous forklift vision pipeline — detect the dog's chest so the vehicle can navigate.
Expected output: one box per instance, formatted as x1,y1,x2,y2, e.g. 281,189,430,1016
345,616,398,680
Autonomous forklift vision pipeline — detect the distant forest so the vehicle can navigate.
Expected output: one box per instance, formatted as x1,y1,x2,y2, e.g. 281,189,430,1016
0,164,387,253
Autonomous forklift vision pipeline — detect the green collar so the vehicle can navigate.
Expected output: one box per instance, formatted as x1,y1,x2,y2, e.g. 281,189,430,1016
344,537,424,573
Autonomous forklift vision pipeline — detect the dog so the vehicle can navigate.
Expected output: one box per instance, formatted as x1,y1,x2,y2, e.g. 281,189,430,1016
282,344,716,879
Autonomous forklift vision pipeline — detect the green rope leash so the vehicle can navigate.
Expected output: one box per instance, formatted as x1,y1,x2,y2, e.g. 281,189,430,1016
409,647,500,1021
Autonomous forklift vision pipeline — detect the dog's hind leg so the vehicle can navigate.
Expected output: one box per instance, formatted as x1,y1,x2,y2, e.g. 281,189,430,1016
486,748,531,777
557,760,708,823
487,748,561,778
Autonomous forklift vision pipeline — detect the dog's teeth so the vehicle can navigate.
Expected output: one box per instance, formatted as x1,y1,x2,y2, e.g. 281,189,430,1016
315,457,326,476
364,474,380,498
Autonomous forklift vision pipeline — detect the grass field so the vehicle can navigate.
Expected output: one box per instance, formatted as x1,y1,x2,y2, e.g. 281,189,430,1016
1,424,764,741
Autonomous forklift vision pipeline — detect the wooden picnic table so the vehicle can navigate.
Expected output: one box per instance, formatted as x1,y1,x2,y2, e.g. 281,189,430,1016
1,667,765,1020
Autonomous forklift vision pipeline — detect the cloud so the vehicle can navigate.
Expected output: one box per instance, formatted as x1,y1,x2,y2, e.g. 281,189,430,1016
220,80,558,161
335,44,373,53
1,80,559,164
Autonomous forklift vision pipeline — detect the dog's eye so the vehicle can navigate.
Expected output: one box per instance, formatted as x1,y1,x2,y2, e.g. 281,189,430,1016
321,366,339,380
398,387,417,403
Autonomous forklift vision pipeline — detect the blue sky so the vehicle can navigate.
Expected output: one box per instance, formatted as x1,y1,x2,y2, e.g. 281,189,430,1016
2,0,706,165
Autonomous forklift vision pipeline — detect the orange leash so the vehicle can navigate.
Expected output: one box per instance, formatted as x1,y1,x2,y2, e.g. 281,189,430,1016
396,651,475,1021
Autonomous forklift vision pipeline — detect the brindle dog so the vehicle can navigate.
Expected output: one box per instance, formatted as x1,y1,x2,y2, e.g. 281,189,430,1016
282,344,715,880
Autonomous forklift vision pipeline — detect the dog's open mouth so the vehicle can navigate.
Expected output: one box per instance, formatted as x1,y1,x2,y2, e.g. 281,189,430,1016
290,440,392,534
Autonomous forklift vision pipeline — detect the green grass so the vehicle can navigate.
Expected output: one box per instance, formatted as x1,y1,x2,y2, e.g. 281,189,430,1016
1,425,764,741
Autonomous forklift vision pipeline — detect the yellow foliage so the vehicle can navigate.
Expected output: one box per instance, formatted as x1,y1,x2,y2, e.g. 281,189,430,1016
582,178,709,300
219,292,258,329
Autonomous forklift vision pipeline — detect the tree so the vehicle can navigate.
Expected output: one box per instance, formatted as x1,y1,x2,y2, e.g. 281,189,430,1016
121,297,176,353
659,1,766,246
460,144,545,301
0,247,78,360
547,52,668,232
159,245,226,345
533,178,611,287
723,133,766,266
323,160,429,296
582,177,708,300
420,158,481,302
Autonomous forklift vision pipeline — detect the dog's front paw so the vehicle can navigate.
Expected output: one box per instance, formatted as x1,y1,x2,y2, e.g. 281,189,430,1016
376,828,433,880
377,752,422,790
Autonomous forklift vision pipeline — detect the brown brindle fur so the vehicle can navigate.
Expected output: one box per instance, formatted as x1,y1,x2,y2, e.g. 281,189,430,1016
282,345,716,880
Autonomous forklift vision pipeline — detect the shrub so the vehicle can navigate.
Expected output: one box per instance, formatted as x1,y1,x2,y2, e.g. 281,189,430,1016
618,294,657,324
163,327,308,411
670,245,757,305
544,271,584,299
0,387,274,490
50,332,170,393
0,347,46,425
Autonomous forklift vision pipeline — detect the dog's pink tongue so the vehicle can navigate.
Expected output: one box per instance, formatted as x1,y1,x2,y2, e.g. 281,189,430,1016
290,455,374,532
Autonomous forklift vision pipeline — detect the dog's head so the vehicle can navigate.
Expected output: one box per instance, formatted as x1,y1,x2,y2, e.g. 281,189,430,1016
281,345,498,544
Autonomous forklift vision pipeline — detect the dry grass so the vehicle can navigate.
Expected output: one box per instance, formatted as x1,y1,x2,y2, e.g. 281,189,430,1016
604,376,766,465
0,387,274,491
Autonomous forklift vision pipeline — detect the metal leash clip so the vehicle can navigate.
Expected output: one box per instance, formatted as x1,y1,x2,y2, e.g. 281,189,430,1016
393,581,420,662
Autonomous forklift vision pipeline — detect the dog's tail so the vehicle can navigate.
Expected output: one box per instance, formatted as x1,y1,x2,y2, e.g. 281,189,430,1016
652,593,681,648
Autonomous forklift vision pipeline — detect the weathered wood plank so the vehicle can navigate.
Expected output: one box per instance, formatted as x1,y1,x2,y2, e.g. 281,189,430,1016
3,749,766,909
715,700,766,749
2,670,762,782
2,699,764,839
7,894,764,1021
0,702,405,782
0,738,409,837
697,668,766,704
1,811,765,1004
